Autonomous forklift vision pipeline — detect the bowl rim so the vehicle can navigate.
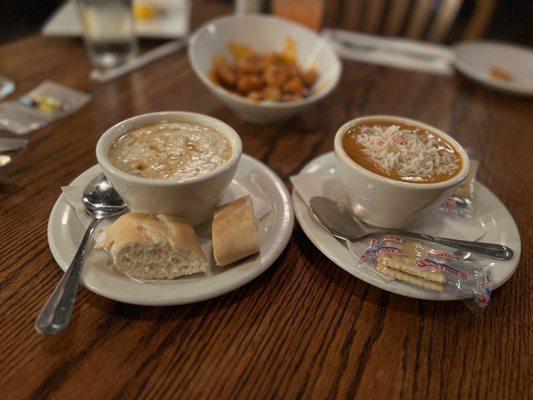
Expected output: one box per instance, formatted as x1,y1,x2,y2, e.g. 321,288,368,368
96,111,243,187
334,115,470,189
187,13,342,110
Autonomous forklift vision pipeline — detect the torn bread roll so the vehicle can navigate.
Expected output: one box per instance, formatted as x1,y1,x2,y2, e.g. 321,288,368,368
97,213,207,280
212,195,260,266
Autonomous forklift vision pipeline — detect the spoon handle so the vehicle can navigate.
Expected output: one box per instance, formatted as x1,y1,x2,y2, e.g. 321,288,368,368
394,230,514,260
36,218,101,335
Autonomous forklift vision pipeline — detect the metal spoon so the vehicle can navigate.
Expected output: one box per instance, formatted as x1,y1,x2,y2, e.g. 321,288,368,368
36,174,127,335
309,196,514,260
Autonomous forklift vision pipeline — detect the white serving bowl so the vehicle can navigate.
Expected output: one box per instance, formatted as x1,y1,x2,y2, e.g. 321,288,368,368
334,115,470,229
188,14,342,124
96,111,242,225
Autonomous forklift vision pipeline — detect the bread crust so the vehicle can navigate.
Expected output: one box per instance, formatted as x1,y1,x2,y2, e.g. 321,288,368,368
212,196,260,266
98,213,205,261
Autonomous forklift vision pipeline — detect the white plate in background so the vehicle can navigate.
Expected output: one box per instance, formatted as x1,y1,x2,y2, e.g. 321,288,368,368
454,41,533,96
48,154,293,306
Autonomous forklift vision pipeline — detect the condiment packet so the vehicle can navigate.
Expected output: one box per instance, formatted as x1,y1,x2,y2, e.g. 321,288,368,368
439,159,479,218
359,234,492,308
0,81,91,135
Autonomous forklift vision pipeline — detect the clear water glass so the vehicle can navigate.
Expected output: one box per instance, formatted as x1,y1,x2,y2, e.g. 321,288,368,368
77,0,139,70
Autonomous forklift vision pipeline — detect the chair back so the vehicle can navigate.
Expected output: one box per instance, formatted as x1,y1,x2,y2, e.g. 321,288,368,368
321,0,497,42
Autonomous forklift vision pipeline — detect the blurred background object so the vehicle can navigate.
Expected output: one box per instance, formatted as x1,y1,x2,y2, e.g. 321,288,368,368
188,14,342,123
1,0,63,43
320,0,497,42
0,155,12,167
272,0,325,31
40,0,190,39
235,0,265,15
1,1,532,46
38,0,190,79
77,0,138,69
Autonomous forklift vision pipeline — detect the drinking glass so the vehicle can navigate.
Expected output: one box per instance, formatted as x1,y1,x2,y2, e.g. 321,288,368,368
77,0,139,69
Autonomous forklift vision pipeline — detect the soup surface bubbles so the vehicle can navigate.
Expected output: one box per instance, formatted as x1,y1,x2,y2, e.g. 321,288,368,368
109,122,232,180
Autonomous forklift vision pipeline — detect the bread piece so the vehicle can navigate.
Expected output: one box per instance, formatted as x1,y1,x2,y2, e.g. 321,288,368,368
97,213,207,280
212,196,260,266
376,264,446,292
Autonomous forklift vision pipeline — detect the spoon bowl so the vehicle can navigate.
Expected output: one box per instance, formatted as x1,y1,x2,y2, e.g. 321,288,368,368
83,175,128,218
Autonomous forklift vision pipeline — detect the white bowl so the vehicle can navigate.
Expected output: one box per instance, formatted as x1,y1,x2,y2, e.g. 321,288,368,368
334,115,470,229
188,14,342,124
96,111,242,225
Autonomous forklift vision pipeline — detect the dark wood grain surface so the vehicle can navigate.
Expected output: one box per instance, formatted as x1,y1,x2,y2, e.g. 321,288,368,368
0,4,531,400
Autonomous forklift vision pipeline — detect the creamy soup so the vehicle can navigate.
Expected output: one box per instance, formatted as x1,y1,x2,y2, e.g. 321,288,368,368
342,121,462,183
109,122,232,180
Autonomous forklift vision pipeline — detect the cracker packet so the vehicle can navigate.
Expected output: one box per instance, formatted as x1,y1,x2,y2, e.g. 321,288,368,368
439,159,479,218
360,234,492,308
0,81,91,135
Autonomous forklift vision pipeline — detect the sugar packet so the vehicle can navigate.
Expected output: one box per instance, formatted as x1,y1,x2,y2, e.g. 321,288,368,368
0,81,91,134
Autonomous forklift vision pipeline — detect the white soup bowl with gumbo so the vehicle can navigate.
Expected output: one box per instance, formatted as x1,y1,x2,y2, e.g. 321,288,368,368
334,115,470,229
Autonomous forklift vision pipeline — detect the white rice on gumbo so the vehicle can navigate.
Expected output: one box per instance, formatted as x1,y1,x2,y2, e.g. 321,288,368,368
355,125,459,178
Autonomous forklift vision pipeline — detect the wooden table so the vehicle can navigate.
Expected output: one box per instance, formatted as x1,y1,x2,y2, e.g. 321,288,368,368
1,5,531,400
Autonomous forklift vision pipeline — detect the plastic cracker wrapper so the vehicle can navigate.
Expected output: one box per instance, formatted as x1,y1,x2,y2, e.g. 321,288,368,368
0,80,91,135
359,234,492,308
439,159,479,218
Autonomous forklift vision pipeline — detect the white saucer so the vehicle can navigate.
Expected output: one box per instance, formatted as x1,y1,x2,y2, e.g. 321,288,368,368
48,154,293,306
292,152,521,301
454,41,533,96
